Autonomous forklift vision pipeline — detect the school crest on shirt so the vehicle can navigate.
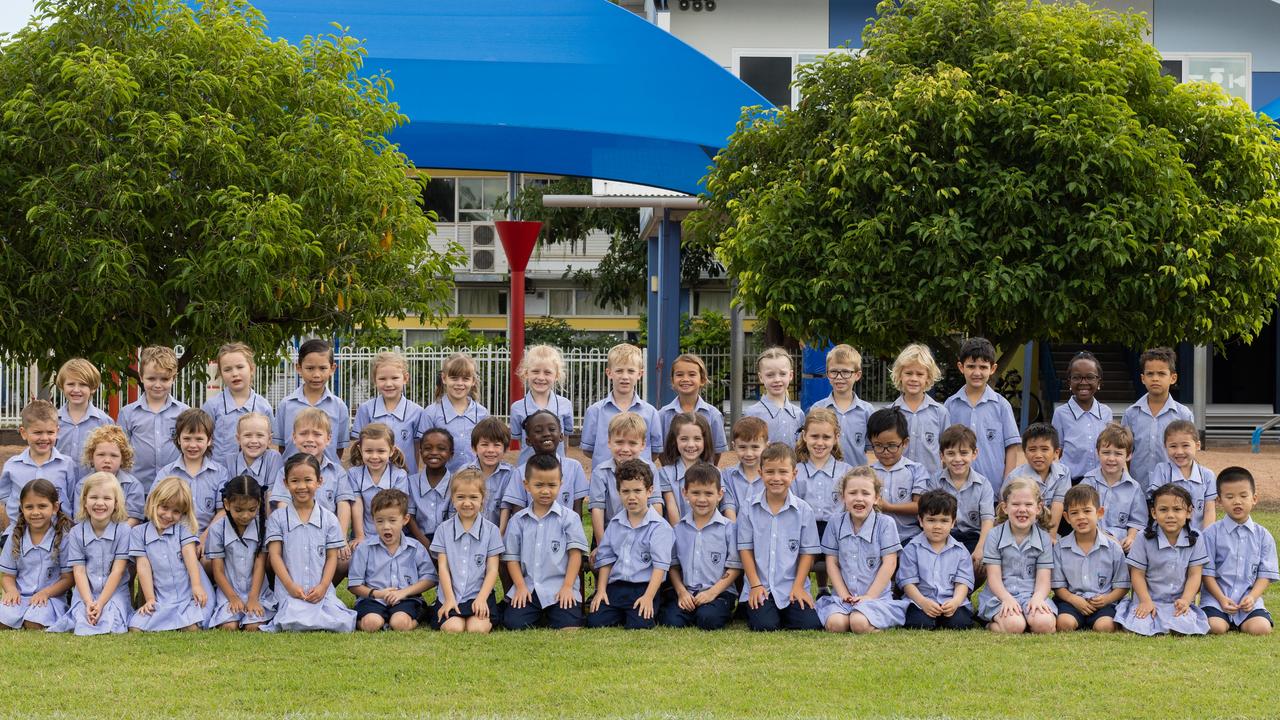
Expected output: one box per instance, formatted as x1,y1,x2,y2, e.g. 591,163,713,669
1097,572,1108,588
46,565,56,581
1118,512,1130,524
551,540,561,554
474,553,484,567
203,497,214,512
853,433,863,447
864,556,876,570
925,432,935,444
710,551,722,565
788,539,798,552
985,429,996,442
1025,562,1036,577
641,551,651,564
968,511,979,524
830,491,839,505
316,545,325,558
401,429,410,441
896,487,908,500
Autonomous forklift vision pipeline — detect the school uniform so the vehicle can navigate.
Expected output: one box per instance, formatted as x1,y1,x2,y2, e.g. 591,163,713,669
505,457,589,513
658,396,729,455
815,511,908,629
898,534,976,630
344,465,412,537
1121,394,1194,490
659,511,741,630
153,456,227,534
269,455,347,515
588,507,674,629
579,393,663,461
118,395,189,491
113,470,147,524
263,504,356,632
221,449,283,493
201,389,275,461
744,397,803,448
204,514,277,628
0,526,70,629
1051,530,1129,629
927,470,994,552
127,522,213,631
588,457,662,524
1079,469,1147,542
1114,528,1210,635
1147,462,1217,530
272,386,350,463
408,470,454,542
811,394,874,466
352,395,424,475
735,491,822,631
349,534,436,624
944,385,1020,496
0,448,76,526
429,515,504,626
718,465,761,516
872,457,931,546
1007,461,1070,507
56,404,112,467
480,463,516,526
1201,517,1278,629
502,502,590,630
795,457,854,527
418,398,490,473
976,522,1057,622
510,392,575,465
890,394,950,479
47,520,133,635
658,459,697,520
1051,397,1112,480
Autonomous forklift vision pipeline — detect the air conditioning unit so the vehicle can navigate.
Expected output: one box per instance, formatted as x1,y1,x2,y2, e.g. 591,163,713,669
467,222,508,274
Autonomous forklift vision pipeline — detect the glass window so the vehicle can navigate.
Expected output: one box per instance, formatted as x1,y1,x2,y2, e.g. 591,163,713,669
421,178,456,223
694,291,731,315
457,288,506,315
458,177,506,222
575,289,626,316
405,329,442,346
739,56,793,108
548,289,575,316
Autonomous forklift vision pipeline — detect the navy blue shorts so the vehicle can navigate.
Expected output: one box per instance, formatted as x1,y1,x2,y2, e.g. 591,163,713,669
744,596,822,632
903,603,974,630
1204,606,1273,630
587,580,661,630
951,529,981,554
503,591,585,630
355,596,425,623
657,588,737,630
1053,598,1117,629
430,594,501,629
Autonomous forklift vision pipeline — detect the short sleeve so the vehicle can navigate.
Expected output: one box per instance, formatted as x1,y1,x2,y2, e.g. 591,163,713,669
736,507,755,550
178,525,198,547
649,523,674,570
710,408,728,454
0,533,19,574
587,468,608,510
346,544,369,587
579,405,599,455
204,519,227,559
124,480,146,521
415,545,438,583
952,550,976,590
351,403,370,441
568,463,590,502
264,512,285,544
896,544,920,587
658,466,675,494
334,402,351,450
1050,545,1067,589
1202,470,1218,501
322,515,344,550
1001,401,1020,448
981,527,1003,566
1051,474,1069,504
1125,490,1147,530
1111,547,1131,588
128,525,148,558
271,403,287,446
1034,531,1054,570
429,521,448,555
978,483,995,521
1201,527,1220,578
877,517,902,556
485,523,505,558
269,471,289,506
502,477,529,510
647,407,664,456
910,464,930,496
1188,534,1210,568
593,526,617,569
1126,536,1149,570
0,466,12,504
798,506,820,555
565,515,589,553
64,527,87,571
723,522,742,569
819,518,839,556
501,518,524,562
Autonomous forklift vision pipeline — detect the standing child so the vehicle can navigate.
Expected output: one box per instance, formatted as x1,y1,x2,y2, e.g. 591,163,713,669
658,353,729,461
1201,467,1276,636
119,346,189,490
588,460,674,630
273,339,349,463
812,344,874,466
719,416,768,521
942,338,1020,493
1114,483,1210,636
817,467,908,633
1122,347,1194,485
580,343,663,463
128,477,210,632
352,351,423,475
509,345,575,465
1079,424,1146,551
349,489,437,632
659,462,741,631
408,428,455,548
344,423,413,547
929,425,994,571
589,413,662,549
54,358,111,464
889,344,949,479
206,476,276,631
81,425,145,525
1006,423,1070,536
899,490,976,630
1052,485,1129,633
270,409,350,542
264,454,356,633
976,478,1057,634
501,412,588,528
223,413,282,492
745,347,802,447
1051,351,1112,481
154,408,227,537
0,479,72,630
867,408,931,549
1148,420,1216,530
2,400,76,536
48,473,133,635
201,342,274,460
431,468,504,633
794,407,853,541
418,352,490,473
658,412,716,525
471,418,516,529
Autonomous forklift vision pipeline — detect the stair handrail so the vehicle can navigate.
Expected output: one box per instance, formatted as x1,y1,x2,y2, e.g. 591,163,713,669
1251,415,1280,453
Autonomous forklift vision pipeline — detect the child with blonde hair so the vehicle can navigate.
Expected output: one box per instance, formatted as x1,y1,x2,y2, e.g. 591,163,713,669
812,345,874,466
81,425,145,525
352,351,424,474
418,352,490,473
201,342,274,460
510,345,575,464
119,346,189,488
888,343,949,478
745,347,802,447
54,358,111,464
580,343,662,462
977,477,1056,634
49,473,133,634
128,476,211,632
817,467,908,632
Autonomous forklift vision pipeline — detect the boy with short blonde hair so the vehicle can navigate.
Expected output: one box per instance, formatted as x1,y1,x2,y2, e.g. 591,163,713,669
812,344,874,467
579,343,662,463
119,346,189,490
54,358,111,464
0,400,76,536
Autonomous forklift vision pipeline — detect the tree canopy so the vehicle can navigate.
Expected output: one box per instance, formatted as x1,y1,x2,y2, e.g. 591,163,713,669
0,0,461,378
693,0,1280,356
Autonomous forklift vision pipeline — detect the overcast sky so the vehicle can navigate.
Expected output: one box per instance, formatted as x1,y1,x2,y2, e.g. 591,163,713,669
0,0,37,35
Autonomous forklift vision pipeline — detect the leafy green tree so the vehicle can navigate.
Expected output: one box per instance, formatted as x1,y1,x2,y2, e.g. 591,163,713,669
0,0,462,379
693,0,1280,357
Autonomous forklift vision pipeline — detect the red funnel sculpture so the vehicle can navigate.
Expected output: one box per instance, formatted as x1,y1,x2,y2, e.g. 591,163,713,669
496,220,542,441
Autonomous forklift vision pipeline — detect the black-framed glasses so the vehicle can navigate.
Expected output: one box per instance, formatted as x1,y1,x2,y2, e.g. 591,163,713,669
872,442,903,453
826,370,855,379
1068,374,1100,383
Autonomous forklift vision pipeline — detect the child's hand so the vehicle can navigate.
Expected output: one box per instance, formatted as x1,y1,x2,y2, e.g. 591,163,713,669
288,583,306,601
938,598,959,617
192,585,208,607
555,586,576,610
1135,600,1157,619
692,589,718,607
384,589,405,606
970,550,982,571
437,600,459,622
747,585,768,610
1238,595,1256,613
86,600,102,625
227,595,247,616
1,589,20,606
1120,535,1134,553
1027,599,1053,616
1173,598,1190,617
790,588,815,610
246,599,265,617
676,588,696,612
196,537,206,560
841,591,860,605
509,586,533,609
1220,597,1240,613
588,548,598,567
632,593,655,620
472,597,489,619
302,584,326,603
589,589,608,613
29,589,52,607
137,599,156,616
1070,595,1094,615
1086,595,1110,613
998,598,1023,618
339,542,354,562
921,598,944,618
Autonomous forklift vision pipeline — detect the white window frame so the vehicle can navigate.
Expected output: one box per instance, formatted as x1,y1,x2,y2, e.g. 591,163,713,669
731,48,859,107
1161,52,1252,107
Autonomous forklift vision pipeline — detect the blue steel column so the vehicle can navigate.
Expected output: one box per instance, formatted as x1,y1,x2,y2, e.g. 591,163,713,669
646,209,681,406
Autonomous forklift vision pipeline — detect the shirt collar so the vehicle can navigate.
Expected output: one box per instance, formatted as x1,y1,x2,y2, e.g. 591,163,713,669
612,506,667,529
748,489,799,515
943,469,986,492
1129,394,1180,418
367,532,410,556
758,396,799,419
838,512,879,542
803,457,837,477
232,518,261,545
372,396,408,421
912,532,966,555
285,504,325,531
87,521,120,544
144,522,178,544
22,526,55,554
1227,517,1260,534
677,510,730,530
997,523,1047,552
1061,530,1118,556
441,398,479,423
1156,527,1195,550
450,516,486,541
892,393,943,412
1066,396,1105,421
59,404,110,426
417,470,452,497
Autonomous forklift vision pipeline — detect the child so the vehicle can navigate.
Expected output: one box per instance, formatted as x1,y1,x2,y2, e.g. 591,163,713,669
223,412,283,492
54,358,111,464
119,346,189,490
1114,483,1210,636
812,344,874,466
588,460,674,630
264,454,356,632
1052,485,1129,633
867,408,930,549
274,338,349,463
736,443,822,631
270,409,349,521
942,337,1019,492
1148,420,1216,530
929,425,994,569
501,411,588,527
154,408,227,537
344,423,413,546
1201,467,1276,636
352,351,424,475
744,347,802,447
888,343,949,479
817,467,908,633
509,344,575,465
1,400,75,536
201,342,274,460
1006,423,1070,536
589,412,662,548
431,468,504,633
898,490,976,630
503,454,590,630
206,476,276,631
658,412,716,525
659,462,741,630
1051,351,1112,481
719,416,768,521
349,488,437,632
472,418,516,529
418,352,490,473
580,343,663,462
0,479,72,629
82,425,145,525
1079,424,1146,551
794,407,853,539
657,353,729,460
408,428,455,547
128,476,211,632
48,473,133,635
1122,346,1194,485
976,478,1056,634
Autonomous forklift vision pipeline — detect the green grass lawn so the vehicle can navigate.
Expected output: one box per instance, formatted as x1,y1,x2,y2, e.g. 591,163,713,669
5,513,1280,719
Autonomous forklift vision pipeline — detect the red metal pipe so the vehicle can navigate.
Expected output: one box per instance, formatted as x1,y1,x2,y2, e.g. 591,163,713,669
495,220,543,449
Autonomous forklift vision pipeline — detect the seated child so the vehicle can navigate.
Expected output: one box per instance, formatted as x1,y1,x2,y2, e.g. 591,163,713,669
588,459,673,630
1201,467,1276,636
1079,424,1146,552
1148,420,1216,530
1113,483,1210,636
128,477,212,632
430,468,504,633
1052,485,1128,633
48,473,133,635
659,462,741,631
976,478,1056,634
349,489,438,632
898,490,975,630
588,413,662,549
1006,423,1070,535
0,479,73,630
206,476,276,631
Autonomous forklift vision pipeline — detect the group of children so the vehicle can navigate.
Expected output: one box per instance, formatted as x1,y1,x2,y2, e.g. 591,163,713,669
0,337,1274,637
